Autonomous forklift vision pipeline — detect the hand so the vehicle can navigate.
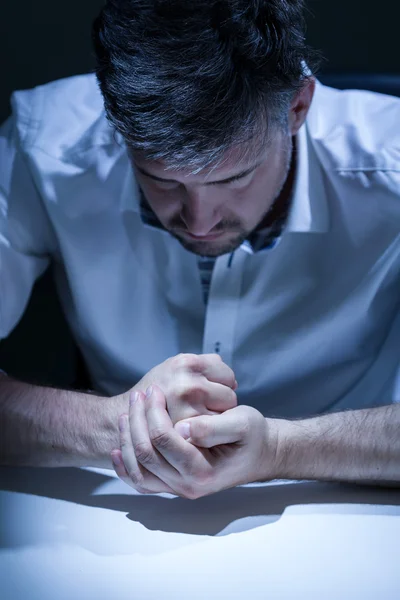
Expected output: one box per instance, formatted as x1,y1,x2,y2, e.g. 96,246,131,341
111,384,280,499
121,353,238,426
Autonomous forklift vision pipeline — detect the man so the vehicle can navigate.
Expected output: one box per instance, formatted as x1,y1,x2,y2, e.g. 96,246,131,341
0,0,399,499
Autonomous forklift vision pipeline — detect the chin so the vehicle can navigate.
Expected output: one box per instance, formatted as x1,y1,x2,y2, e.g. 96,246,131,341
174,233,247,257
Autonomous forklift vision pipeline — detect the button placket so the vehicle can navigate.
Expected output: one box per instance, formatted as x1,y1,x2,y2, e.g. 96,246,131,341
202,250,247,367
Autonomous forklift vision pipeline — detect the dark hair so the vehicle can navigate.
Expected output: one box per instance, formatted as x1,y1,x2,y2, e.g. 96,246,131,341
93,0,321,172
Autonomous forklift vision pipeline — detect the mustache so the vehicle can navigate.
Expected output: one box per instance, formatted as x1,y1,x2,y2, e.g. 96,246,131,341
169,218,242,232
139,189,243,234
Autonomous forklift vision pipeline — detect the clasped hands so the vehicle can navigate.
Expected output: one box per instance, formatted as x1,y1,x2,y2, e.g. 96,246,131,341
111,354,281,499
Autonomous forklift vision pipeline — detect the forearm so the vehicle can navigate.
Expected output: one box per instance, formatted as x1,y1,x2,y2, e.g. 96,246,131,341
0,373,127,469
273,404,400,485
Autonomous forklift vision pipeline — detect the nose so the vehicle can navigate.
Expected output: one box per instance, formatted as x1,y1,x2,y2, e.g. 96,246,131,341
179,188,220,236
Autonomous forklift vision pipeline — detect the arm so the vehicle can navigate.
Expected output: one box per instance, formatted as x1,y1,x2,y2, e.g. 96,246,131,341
111,397,400,499
0,354,236,470
0,373,126,468
275,404,400,485
0,117,128,469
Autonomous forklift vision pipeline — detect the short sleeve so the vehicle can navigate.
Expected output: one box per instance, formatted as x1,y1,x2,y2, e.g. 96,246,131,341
0,116,56,340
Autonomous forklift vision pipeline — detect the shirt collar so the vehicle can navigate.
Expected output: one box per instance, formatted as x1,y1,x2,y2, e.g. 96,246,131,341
120,121,330,237
285,121,330,234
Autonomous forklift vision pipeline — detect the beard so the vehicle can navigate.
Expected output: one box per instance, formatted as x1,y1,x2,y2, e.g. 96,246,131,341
171,139,294,257
169,226,249,257
140,136,294,258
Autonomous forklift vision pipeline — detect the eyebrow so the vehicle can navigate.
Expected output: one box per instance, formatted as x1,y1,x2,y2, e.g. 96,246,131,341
134,161,263,185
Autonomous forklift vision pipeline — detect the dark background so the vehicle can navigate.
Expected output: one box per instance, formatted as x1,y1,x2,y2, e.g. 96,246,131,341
0,0,398,388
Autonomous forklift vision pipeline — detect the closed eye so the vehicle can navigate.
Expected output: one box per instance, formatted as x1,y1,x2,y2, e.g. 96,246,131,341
137,167,255,187
213,172,254,188
208,174,251,186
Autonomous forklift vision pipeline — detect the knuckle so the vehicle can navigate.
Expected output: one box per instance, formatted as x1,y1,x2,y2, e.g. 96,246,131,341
195,466,213,486
133,442,155,465
135,485,153,495
204,353,222,366
178,381,206,403
149,427,172,450
180,353,201,372
178,465,213,499
238,417,251,438
120,437,131,451
127,469,145,488
168,354,182,371
239,405,258,421
179,483,198,500
172,353,194,366
179,453,198,475
236,407,255,434
169,353,200,375
191,419,212,442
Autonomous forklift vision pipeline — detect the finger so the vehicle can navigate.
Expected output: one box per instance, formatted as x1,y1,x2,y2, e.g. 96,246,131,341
200,380,238,413
111,446,175,495
117,407,175,494
145,385,202,473
198,354,237,390
128,390,181,481
175,407,251,448
117,392,174,493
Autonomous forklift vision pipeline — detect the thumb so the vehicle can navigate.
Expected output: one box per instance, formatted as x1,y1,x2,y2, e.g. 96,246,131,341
174,409,246,448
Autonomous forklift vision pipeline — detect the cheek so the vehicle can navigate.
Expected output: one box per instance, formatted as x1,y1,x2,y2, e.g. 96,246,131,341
142,186,181,219
227,188,262,223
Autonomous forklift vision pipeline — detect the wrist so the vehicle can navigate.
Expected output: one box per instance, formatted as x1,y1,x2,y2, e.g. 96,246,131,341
95,392,129,467
266,417,306,480
268,415,338,481
60,393,123,469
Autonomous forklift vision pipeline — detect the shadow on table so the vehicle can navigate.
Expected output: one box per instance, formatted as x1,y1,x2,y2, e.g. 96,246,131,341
1,466,400,539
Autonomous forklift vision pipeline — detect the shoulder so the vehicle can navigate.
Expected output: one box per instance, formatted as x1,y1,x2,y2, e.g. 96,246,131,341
9,73,120,160
307,80,400,172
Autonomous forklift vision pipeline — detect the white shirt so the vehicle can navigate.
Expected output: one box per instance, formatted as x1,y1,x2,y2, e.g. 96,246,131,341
1,74,399,418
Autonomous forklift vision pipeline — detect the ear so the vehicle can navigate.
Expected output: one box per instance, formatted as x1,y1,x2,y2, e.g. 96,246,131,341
288,77,316,136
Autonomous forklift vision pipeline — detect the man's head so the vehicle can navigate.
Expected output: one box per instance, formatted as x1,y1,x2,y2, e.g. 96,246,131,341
93,1,320,256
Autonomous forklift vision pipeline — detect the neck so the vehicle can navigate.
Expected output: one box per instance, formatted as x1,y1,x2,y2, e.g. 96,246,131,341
256,136,297,231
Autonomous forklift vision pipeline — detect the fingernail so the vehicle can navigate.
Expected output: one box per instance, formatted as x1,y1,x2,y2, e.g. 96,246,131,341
145,385,153,399
175,422,191,440
234,380,238,390
111,452,122,466
130,391,139,406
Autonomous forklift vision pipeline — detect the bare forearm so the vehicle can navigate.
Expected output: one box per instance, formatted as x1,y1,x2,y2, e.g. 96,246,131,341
274,404,400,485
0,373,127,469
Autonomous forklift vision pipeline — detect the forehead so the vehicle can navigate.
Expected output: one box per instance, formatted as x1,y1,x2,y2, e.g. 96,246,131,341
132,141,270,180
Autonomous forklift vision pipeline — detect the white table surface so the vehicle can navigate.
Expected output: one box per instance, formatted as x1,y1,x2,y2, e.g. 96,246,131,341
1,465,399,599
